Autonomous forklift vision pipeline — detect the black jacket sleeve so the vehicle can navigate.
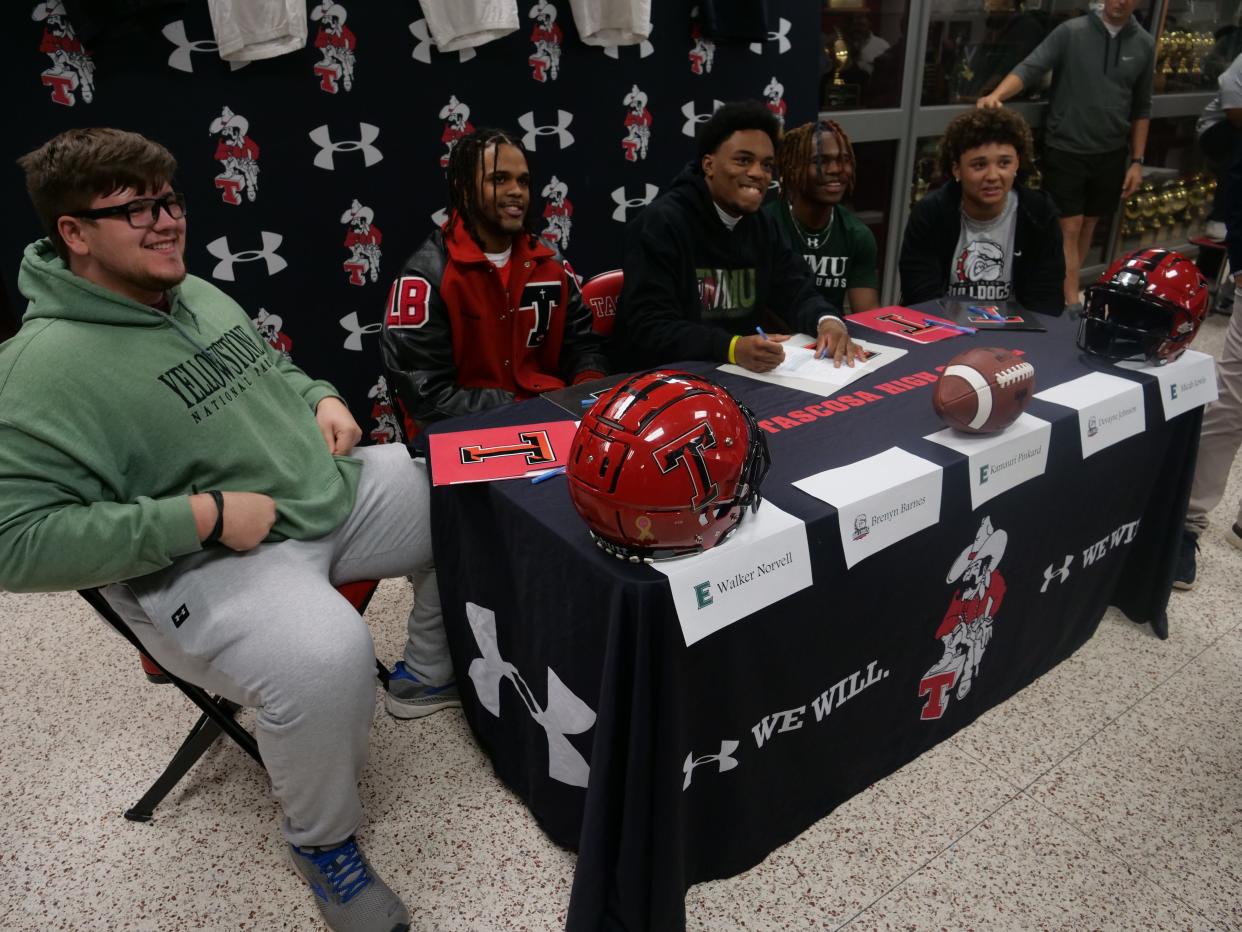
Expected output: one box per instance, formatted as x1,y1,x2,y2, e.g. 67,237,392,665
1014,190,1066,316
379,232,513,429
899,194,951,306
547,246,609,381
616,212,734,367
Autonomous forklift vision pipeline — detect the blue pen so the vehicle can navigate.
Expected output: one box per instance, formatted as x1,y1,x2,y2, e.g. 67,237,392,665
531,465,567,484
923,316,977,335
755,325,769,341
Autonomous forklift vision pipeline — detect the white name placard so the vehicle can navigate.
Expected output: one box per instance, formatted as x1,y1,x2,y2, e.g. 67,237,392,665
1035,372,1146,458
653,502,812,647
926,413,1052,509
793,447,944,569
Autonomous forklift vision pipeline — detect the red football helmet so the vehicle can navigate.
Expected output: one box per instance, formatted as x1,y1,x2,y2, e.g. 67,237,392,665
1078,248,1209,364
567,370,770,562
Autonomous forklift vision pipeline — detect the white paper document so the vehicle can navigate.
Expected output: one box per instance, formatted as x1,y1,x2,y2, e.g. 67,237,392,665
651,502,813,647
1117,349,1217,421
719,336,907,396
793,447,943,569
1035,371,1146,458
925,413,1052,509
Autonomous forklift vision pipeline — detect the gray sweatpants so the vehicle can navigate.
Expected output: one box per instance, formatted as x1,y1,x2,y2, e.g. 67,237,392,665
103,443,445,847
1186,284,1242,535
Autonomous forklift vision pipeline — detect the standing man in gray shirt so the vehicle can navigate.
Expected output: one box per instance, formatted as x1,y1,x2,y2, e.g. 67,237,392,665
1195,51,1242,241
977,0,1154,313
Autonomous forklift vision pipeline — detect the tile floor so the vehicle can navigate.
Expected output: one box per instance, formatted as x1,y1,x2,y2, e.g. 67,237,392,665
1,314,1238,932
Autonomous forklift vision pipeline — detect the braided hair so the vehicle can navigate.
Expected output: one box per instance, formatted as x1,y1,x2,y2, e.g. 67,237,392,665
445,127,538,248
775,120,856,203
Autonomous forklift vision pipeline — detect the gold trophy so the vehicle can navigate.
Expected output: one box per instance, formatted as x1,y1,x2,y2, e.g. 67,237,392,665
832,30,850,87
1152,183,1172,232
1122,194,1143,238
910,172,930,208
1138,182,1160,241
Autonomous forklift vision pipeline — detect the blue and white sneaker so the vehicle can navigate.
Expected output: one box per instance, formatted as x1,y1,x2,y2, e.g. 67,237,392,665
288,837,410,932
384,661,460,720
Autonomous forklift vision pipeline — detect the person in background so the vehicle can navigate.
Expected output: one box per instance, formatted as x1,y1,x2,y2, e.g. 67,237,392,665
1175,132,1242,589
768,119,879,314
1195,50,1242,241
977,0,1154,313
899,107,1065,315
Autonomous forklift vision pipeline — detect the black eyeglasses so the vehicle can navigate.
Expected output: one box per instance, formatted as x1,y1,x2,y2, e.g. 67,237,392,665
69,192,187,229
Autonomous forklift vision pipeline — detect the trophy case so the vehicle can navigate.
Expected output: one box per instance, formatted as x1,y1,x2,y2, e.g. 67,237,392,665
819,0,912,110
922,1,1162,106
1153,0,1242,94
1117,115,1213,249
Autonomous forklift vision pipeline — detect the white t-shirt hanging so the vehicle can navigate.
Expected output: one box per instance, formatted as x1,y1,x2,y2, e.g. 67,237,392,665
207,0,308,62
569,0,652,47
419,0,519,53
947,191,1018,303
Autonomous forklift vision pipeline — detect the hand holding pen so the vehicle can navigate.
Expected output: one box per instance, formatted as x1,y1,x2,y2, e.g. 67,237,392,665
733,326,789,373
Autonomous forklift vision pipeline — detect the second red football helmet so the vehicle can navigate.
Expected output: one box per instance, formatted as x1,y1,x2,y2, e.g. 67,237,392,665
567,370,770,562
1078,247,1208,364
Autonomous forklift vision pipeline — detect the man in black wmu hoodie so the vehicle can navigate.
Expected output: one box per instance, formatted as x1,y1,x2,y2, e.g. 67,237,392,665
611,100,864,373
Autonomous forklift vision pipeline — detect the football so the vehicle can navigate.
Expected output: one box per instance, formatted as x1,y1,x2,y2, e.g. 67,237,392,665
933,347,1036,434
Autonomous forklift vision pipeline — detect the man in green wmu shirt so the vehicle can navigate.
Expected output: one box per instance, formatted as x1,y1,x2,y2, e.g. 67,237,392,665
768,120,880,315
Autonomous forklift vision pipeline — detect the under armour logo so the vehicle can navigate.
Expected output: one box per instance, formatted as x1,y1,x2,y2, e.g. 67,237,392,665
163,20,248,73
465,602,596,787
748,17,792,55
1040,555,1073,593
171,603,189,628
408,18,476,63
682,740,739,790
602,26,654,59
518,110,575,150
206,232,287,281
611,183,659,222
339,311,381,352
681,99,723,138
309,123,384,170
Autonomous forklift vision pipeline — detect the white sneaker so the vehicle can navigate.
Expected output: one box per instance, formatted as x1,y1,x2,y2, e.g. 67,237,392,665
1205,220,1227,242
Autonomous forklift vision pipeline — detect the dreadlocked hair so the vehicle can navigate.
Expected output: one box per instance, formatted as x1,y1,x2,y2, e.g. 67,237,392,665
776,120,856,203
445,127,538,248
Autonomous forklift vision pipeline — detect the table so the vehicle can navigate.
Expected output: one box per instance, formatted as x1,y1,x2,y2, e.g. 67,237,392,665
422,311,1203,931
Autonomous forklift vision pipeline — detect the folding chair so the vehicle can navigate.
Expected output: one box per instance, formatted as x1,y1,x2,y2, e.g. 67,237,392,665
581,268,623,336
79,580,384,822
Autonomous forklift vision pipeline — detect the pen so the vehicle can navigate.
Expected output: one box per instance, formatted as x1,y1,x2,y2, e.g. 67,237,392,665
923,317,976,335
531,465,567,484
755,325,769,340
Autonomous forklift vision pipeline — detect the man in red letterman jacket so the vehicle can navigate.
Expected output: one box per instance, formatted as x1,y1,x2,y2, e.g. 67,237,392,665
381,127,606,433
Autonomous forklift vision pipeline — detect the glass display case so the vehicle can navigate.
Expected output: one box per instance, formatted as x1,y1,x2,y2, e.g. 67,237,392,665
847,139,901,296
922,0,1161,106
1154,0,1242,94
1117,115,1213,248
820,1,1217,303
819,0,912,110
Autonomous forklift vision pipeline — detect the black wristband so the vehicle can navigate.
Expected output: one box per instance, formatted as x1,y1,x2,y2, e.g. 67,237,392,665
203,490,225,546
1131,157,1144,165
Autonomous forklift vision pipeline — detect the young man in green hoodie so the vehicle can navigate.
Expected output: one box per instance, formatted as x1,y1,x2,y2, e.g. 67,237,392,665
977,0,1154,312
1,128,427,932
